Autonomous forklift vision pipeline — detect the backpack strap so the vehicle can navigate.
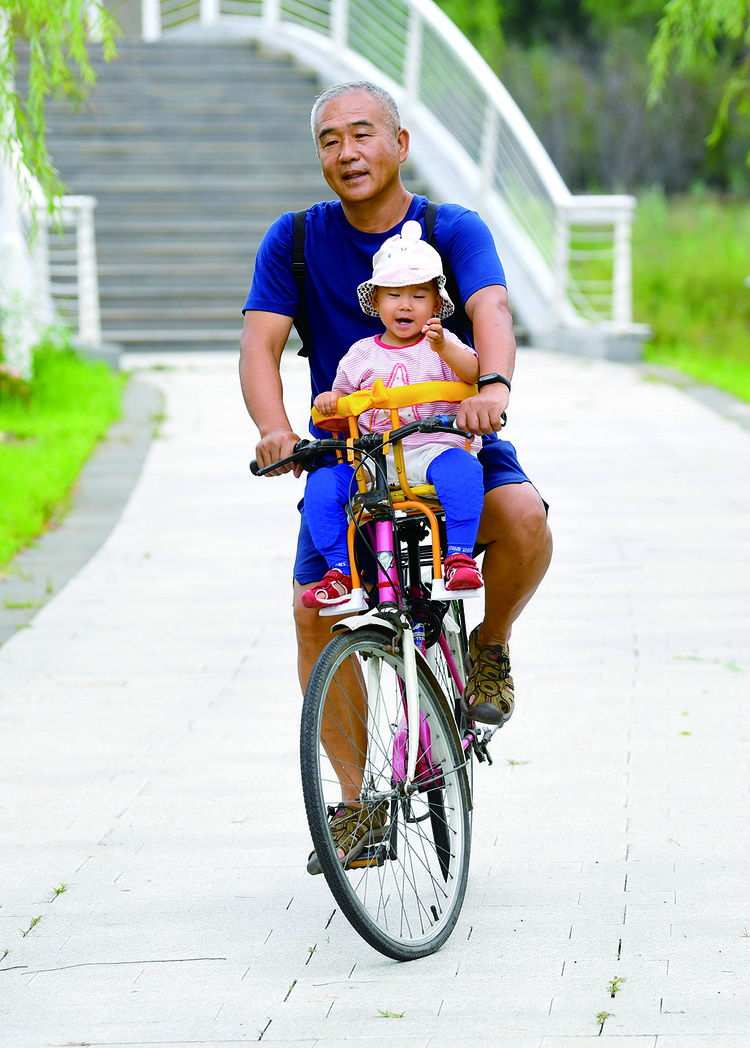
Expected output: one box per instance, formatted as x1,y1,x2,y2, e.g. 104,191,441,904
424,201,473,344
291,208,311,358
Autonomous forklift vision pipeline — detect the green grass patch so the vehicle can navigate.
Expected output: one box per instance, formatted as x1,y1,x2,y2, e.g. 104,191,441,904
633,189,750,403
0,339,124,569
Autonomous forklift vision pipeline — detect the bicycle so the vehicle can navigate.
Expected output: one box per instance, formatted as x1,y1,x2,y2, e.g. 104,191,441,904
251,381,499,960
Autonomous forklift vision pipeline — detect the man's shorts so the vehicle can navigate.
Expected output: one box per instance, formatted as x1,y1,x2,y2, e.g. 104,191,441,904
293,435,539,586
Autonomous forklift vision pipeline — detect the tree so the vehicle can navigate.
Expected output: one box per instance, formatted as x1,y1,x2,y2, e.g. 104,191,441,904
648,0,750,160
1,0,119,207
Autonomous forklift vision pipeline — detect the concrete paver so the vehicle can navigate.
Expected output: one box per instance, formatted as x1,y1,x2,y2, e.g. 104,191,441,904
1,347,749,1046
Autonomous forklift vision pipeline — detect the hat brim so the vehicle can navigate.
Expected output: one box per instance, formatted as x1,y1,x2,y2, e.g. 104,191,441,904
356,275,455,319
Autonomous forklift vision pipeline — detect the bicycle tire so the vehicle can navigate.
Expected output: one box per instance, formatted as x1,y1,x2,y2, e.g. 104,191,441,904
300,626,471,961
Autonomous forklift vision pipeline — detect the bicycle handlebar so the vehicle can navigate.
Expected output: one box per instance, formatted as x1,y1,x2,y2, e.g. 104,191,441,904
250,415,472,477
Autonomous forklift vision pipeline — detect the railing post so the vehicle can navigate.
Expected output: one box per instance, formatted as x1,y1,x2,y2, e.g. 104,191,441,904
612,207,633,326
201,0,220,27
141,0,162,41
30,205,51,312
553,206,570,326
330,0,348,52
479,103,498,194
262,0,281,30
85,0,103,41
404,7,423,101
71,197,102,347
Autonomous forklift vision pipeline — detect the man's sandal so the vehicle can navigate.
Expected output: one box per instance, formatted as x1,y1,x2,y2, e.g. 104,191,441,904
307,801,387,876
459,624,515,726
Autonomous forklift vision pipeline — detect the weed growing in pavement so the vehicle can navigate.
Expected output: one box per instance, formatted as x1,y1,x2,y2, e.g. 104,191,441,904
608,976,626,996
378,1009,405,1018
20,916,42,937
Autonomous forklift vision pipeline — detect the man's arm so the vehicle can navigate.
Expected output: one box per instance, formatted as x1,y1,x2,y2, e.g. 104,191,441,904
239,309,301,476
456,284,515,435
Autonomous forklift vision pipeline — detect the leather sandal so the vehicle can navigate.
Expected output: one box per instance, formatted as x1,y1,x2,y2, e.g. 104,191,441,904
307,801,387,876
460,625,515,726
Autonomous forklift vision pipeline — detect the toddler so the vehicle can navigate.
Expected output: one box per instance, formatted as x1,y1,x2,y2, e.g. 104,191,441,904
302,220,485,608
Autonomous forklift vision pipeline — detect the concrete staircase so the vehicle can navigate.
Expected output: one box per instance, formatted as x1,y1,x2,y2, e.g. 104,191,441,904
42,39,340,352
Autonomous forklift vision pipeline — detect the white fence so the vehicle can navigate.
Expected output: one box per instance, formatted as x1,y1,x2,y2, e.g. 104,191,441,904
0,4,102,377
1,164,102,376
32,195,102,349
141,0,647,355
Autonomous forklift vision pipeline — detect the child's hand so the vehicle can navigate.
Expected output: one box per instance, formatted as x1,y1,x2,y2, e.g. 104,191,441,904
423,316,446,353
314,391,340,416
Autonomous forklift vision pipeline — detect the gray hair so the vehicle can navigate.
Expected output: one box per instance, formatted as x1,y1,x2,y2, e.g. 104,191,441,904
310,81,401,143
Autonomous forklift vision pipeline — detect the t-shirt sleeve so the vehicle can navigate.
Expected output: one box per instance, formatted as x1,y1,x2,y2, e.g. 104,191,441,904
242,212,299,316
332,341,366,395
436,206,507,303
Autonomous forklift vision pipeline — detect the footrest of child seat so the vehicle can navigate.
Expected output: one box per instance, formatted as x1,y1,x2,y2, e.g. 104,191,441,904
430,579,484,601
319,589,369,617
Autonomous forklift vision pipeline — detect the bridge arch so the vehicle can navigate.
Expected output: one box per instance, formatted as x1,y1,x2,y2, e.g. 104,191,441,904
143,0,648,358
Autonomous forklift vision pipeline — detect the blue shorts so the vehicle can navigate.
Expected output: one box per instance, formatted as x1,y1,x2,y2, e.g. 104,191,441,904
293,435,538,585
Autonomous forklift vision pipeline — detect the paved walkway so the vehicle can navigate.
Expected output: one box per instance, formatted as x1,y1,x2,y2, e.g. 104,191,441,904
1,348,749,1048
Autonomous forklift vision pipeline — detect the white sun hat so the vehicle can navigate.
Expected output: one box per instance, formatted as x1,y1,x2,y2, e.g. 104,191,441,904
356,220,455,319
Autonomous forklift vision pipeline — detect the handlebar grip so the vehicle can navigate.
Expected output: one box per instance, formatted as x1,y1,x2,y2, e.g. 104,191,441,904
249,438,314,477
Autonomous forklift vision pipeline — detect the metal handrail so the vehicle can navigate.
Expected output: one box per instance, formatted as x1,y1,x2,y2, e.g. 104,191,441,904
141,0,644,349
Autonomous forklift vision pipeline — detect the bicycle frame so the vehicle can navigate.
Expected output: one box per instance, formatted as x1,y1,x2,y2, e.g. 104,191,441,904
252,388,502,957
330,489,469,794
252,385,493,792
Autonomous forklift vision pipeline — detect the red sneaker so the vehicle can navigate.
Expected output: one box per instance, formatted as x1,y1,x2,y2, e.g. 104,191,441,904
301,568,353,609
444,553,483,592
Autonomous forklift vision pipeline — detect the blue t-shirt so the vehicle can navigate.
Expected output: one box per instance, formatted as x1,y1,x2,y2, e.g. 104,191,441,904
243,195,507,425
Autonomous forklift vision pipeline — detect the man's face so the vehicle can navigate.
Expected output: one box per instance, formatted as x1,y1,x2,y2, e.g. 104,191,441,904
314,89,408,205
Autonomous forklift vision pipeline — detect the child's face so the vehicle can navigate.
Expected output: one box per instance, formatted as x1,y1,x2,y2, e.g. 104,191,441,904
372,282,442,345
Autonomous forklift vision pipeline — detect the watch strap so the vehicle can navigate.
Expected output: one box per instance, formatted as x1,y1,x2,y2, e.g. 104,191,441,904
478,372,512,393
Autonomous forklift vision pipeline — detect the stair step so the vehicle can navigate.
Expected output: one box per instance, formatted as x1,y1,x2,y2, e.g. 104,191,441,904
104,328,242,342
36,39,353,350
101,307,243,323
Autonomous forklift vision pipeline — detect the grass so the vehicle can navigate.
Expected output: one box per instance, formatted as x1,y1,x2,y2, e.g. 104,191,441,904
0,338,124,569
633,189,750,403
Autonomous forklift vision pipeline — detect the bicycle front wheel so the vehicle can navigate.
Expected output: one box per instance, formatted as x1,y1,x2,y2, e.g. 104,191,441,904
300,626,471,961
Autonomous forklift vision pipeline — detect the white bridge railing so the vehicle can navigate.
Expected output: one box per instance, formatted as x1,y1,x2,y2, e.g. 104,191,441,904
142,0,646,355
30,194,102,350
0,174,102,378
0,0,102,376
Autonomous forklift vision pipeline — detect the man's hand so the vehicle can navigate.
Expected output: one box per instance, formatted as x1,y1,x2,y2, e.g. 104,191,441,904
314,390,340,416
255,427,303,477
456,382,509,435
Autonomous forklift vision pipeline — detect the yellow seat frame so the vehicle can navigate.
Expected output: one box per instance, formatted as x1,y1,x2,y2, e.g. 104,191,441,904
310,379,478,603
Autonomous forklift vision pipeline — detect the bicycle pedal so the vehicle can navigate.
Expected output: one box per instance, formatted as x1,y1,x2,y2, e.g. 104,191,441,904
347,842,388,869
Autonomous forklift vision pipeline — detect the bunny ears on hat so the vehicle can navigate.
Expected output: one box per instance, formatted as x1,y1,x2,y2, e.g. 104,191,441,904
356,220,455,319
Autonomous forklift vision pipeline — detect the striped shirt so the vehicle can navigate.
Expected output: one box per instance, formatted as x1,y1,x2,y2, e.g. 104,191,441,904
332,332,481,453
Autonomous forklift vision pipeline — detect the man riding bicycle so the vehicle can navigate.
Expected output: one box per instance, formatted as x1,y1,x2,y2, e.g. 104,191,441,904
239,80,552,795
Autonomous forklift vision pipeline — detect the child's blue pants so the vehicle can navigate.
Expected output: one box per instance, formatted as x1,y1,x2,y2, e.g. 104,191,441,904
304,447,484,572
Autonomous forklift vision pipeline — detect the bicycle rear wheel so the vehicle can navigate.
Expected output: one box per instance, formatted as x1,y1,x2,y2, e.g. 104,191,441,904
300,626,471,960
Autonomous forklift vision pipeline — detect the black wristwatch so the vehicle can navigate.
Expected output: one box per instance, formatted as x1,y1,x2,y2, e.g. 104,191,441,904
478,372,512,393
